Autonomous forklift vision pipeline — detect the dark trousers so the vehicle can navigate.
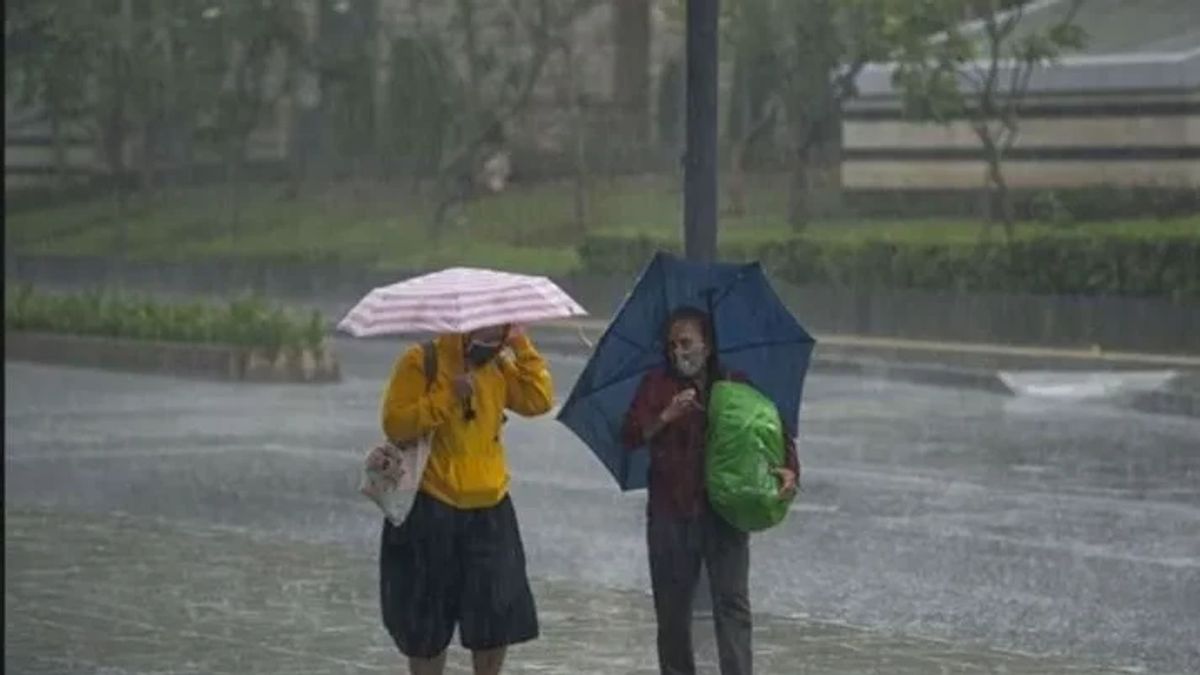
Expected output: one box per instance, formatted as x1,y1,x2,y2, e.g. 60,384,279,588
380,493,538,658
648,502,752,675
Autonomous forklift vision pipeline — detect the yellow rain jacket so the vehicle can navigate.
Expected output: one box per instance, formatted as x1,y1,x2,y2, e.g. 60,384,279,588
381,333,554,509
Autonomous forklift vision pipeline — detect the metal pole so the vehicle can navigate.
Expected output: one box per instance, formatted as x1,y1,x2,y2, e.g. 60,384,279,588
685,0,720,620
683,0,719,263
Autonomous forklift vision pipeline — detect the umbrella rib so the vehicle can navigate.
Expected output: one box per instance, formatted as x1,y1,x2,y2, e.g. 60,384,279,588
585,363,661,400
604,329,650,352
709,270,751,310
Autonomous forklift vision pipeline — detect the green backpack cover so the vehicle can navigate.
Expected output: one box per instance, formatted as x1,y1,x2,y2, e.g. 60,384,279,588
705,380,791,532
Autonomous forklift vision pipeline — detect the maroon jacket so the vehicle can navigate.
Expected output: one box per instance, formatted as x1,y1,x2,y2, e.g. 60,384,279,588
621,367,800,519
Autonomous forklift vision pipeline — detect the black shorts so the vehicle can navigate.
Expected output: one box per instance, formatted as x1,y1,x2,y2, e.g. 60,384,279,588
380,491,539,658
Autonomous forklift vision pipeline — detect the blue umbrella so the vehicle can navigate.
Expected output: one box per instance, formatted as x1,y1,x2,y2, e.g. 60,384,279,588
557,252,816,490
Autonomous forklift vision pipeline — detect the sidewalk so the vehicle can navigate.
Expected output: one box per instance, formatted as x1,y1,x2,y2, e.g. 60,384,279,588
5,508,1133,675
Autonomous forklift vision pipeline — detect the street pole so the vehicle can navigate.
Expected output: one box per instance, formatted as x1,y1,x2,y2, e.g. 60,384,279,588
684,0,719,618
683,0,719,263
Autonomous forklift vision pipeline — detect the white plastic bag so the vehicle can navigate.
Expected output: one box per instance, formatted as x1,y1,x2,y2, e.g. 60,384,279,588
359,436,432,525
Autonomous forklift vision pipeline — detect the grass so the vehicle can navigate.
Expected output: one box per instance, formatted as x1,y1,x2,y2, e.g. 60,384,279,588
4,285,327,352
7,178,1199,276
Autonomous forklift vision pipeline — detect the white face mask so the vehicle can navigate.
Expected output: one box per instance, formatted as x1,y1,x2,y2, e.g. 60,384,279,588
672,346,706,378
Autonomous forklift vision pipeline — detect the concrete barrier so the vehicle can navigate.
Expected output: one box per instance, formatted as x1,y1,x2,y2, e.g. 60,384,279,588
4,332,341,384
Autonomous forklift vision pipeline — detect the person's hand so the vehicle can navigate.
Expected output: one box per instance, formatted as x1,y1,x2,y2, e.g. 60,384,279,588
452,373,474,400
367,445,407,482
366,445,392,472
660,388,703,426
774,467,798,498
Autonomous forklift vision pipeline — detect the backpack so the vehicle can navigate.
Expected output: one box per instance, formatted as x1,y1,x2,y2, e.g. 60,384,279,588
420,341,438,392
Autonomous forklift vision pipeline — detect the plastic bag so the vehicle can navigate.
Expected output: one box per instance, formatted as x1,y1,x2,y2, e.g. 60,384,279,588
705,381,791,532
359,436,431,525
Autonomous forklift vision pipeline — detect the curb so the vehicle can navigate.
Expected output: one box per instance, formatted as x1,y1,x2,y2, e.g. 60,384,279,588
5,331,342,384
810,357,1016,396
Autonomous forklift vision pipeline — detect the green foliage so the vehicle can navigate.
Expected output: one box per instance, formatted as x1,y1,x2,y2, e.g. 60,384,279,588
9,179,1198,283
888,0,977,122
1027,186,1200,225
578,225,1200,299
888,0,1090,229
386,35,461,175
5,287,328,353
723,0,903,128
1029,190,1074,227
205,1,305,151
5,0,99,122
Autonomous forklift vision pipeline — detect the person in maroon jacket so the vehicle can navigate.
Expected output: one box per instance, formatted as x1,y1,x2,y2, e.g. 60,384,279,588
621,306,799,675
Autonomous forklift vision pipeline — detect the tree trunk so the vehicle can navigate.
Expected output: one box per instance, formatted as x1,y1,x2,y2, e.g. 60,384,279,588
226,139,246,233
568,44,590,232
728,103,777,218
573,123,590,231
809,96,844,218
138,122,155,199
726,55,751,218
788,118,817,231
728,140,749,217
104,88,129,212
48,105,69,190
976,127,1015,242
459,0,480,110
788,151,811,231
373,6,392,179
432,166,470,237
613,0,652,143
988,155,1015,241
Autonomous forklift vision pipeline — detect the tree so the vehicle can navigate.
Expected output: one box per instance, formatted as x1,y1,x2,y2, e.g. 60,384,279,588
384,34,457,185
891,0,1087,239
612,0,652,143
560,19,592,232
724,0,781,216
195,0,305,229
6,0,103,189
420,0,604,233
721,0,899,228
318,0,379,179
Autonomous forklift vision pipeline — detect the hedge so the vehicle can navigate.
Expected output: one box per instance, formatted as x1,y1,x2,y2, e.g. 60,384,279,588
5,287,328,353
577,231,1200,299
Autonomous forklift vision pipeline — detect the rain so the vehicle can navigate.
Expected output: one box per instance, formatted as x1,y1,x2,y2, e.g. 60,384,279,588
5,1,1199,674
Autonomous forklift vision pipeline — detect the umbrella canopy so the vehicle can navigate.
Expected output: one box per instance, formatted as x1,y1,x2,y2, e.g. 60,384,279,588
557,252,815,490
337,267,587,337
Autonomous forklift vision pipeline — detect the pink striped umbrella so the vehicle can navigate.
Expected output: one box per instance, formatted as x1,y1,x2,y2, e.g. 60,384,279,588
337,267,588,337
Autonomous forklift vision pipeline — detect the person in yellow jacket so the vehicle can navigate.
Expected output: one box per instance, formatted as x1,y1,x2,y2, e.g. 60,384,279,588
375,323,553,675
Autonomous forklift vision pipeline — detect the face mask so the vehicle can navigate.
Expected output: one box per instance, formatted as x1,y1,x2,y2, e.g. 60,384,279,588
672,346,706,378
467,341,502,367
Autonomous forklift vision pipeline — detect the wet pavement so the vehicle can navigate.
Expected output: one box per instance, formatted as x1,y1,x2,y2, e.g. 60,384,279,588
5,337,1200,674
5,508,1129,675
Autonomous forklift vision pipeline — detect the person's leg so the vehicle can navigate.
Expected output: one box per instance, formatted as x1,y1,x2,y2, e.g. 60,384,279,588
459,495,539,668
380,494,460,667
648,512,704,675
408,652,448,675
702,506,753,675
471,647,506,675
